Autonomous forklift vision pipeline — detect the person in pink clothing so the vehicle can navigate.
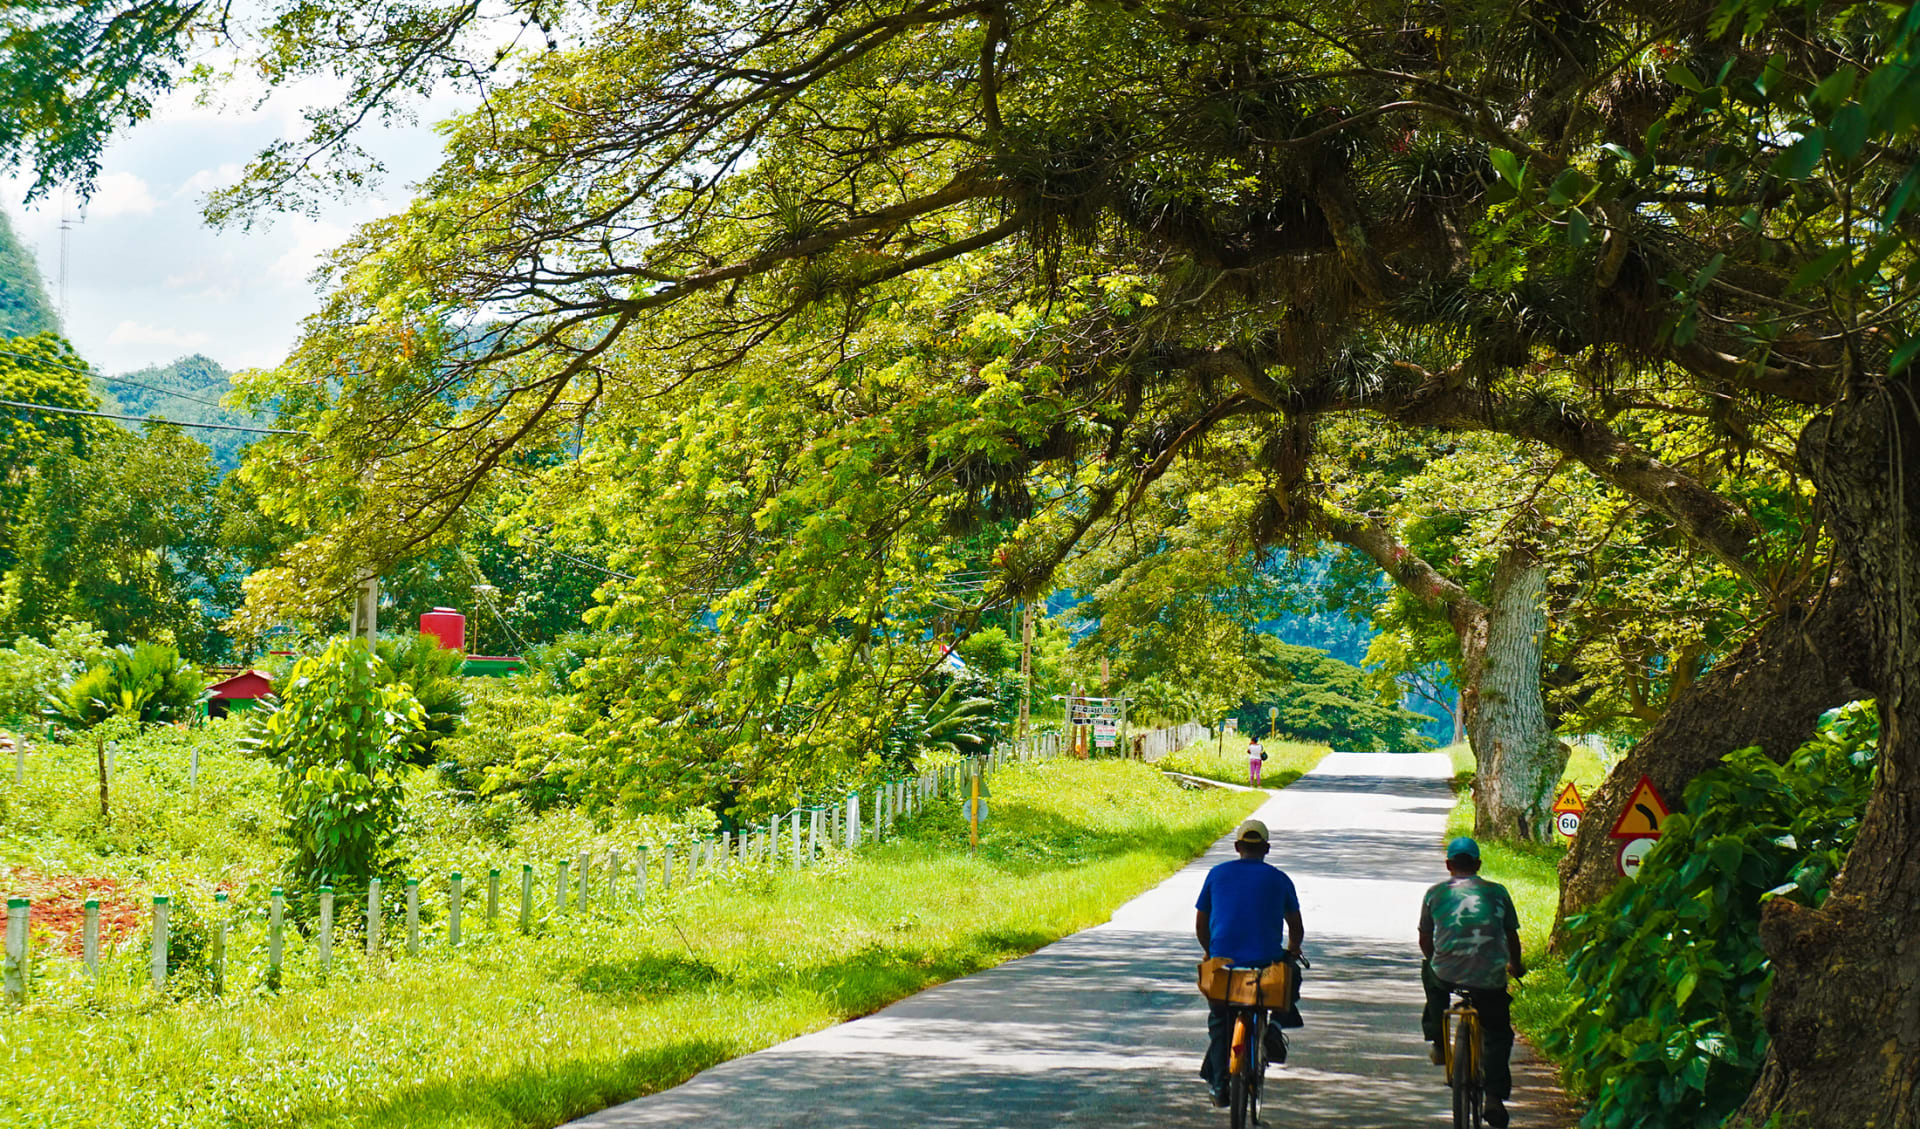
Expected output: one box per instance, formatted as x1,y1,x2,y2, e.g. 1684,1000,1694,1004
1248,737,1265,786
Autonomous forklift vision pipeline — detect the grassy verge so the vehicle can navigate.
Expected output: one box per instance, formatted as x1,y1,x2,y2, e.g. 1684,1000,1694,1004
1157,734,1329,789
1440,741,1612,1076
1,758,1258,1129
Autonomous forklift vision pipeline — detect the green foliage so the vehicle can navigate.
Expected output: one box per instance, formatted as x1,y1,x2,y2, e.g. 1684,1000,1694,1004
954,627,1018,677
42,641,206,728
0,210,57,337
374,631,468,761
1235,640,1434,751
1552,702,1880,1128
436,672,592,808
249,637,422,891
95,354,267,471
4,421,245,658
886,676,1002,763
0,621,107,726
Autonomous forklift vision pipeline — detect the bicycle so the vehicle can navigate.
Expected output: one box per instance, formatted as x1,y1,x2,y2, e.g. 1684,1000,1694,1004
1199,954,1308,1129
1439,987,1484,1129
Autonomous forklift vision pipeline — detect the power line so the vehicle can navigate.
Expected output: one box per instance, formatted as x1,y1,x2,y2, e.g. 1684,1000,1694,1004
0,398,307,436
94,371,236,412
0,347,262,417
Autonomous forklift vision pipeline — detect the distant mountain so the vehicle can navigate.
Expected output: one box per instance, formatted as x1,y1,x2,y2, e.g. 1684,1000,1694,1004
95,354,270,471
0,210,58,339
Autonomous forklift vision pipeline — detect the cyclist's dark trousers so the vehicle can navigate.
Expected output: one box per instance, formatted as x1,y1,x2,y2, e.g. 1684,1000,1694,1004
1201,1003,1290,1087
1421,960,1513,1100
1200,1001,1235,1089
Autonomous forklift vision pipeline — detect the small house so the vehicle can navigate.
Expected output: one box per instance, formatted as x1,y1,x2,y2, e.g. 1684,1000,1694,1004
207,670,273,718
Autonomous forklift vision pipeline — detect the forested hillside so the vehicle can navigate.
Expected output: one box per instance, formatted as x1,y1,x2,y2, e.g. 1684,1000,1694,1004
0,210,57,338
96,354,264,470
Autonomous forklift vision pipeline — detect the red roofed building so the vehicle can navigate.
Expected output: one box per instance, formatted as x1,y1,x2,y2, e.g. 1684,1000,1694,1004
207,670,274,718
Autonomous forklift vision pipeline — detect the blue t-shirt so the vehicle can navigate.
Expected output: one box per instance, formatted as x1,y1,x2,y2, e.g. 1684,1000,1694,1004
1195,857,1300,965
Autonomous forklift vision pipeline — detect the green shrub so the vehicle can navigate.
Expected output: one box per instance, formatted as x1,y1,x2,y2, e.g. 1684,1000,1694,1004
248,638,423,894
1552,701,1878,1129
43,642,206,729
0,622,108,726
375,631,469,762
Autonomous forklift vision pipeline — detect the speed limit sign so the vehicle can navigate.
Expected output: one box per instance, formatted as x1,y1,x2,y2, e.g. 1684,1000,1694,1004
1555,811,1581,837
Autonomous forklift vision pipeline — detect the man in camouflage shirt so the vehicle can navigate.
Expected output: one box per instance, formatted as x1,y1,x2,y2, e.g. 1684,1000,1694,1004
1419,836,1525,1128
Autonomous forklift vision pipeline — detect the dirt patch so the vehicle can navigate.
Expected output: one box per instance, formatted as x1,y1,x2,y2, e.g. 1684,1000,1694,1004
0,870,147,957
1512,1034,1586,1128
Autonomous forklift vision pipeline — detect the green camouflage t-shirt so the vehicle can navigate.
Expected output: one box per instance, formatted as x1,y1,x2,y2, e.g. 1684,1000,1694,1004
1419,876,1519,989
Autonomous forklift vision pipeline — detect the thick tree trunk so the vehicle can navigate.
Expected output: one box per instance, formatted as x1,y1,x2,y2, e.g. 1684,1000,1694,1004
1732,380,1920,1128
1554,572,1869,935
1462,546,1566,842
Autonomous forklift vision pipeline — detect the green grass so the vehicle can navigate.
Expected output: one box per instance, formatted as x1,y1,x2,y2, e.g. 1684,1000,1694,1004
0,757,1258,1129
1157,733,1329,789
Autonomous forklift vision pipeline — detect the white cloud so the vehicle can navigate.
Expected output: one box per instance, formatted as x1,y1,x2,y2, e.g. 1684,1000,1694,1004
107,321,212,349
269,221,350,286
174,163,245,200
85,172,160,219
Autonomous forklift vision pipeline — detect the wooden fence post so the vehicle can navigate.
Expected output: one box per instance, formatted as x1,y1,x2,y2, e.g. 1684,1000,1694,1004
367,879,383,963
83,897,100,978
268,888,284,989
212,891,227,994
4,898,27,1001
318,885,334,973
449,873,463,946
405,879,420,956
152,895,171,992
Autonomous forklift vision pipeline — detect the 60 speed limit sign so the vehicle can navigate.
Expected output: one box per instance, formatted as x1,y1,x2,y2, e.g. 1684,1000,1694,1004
1555,810,1581,837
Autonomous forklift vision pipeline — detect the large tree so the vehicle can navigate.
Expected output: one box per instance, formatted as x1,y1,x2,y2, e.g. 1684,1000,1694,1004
56,0,1914,1121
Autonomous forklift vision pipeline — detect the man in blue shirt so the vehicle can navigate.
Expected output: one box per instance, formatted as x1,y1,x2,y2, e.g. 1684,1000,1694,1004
1195,818,1305,1105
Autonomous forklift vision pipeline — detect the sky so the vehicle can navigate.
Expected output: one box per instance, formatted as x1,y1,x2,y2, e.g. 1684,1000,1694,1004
3,80,465,375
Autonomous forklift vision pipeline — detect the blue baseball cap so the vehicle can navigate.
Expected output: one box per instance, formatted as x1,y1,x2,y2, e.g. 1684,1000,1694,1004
1446,837,1481,860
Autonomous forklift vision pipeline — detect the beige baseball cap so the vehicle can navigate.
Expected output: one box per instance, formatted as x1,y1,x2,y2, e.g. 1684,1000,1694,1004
1234,819,1270,844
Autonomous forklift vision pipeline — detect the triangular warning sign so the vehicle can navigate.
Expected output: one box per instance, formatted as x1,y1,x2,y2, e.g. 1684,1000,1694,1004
1609,775,1671,838
1552,782,1584,814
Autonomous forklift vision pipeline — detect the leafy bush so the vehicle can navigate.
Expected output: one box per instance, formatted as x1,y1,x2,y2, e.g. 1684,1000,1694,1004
437,674,592,808
248,638,423,893
43,642,207,729
1551,702,1879,1129
0,622,108,726
375,631,469,761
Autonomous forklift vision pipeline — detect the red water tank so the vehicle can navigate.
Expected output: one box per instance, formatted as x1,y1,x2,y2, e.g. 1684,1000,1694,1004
420,607,466,652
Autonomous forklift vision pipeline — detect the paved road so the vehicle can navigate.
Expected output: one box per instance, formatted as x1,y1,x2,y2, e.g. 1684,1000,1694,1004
568,752,1574,1128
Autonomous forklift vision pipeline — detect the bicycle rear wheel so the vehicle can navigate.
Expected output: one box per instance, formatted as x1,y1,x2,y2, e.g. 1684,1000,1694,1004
1229,1014,1253,1129
1451,1016,1481,1129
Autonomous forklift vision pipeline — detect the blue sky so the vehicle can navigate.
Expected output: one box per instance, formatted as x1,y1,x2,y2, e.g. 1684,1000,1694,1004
4,80,464,375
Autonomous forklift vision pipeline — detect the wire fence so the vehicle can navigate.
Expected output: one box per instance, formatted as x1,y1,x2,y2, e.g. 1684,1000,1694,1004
1,733,1070,1003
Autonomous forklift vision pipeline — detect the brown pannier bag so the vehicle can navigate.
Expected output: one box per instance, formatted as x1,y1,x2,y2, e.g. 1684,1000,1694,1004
1196,957,1294,1007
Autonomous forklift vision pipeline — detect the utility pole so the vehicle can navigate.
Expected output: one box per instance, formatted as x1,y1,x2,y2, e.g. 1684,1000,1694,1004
351,573,379,645
1018,603,1034,736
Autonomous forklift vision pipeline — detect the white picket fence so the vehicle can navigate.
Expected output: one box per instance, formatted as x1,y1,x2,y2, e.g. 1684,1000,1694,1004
1135,722,1210,763
1,734,1068,1001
